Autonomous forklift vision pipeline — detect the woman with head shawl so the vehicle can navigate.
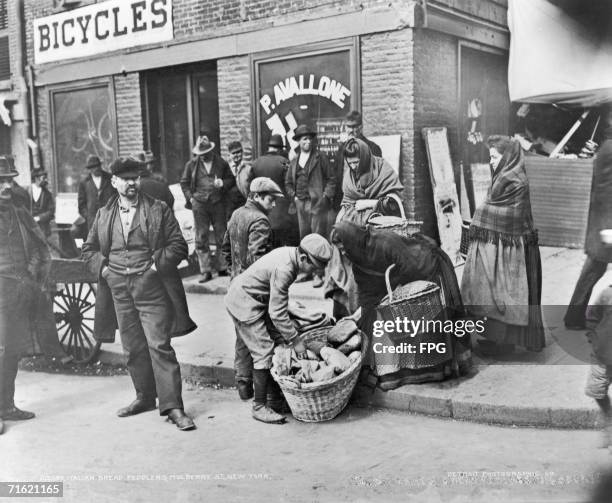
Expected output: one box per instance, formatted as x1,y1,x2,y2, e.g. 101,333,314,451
332,221,471,389
324,138,404,316
461,135,545,354
336,137,404,226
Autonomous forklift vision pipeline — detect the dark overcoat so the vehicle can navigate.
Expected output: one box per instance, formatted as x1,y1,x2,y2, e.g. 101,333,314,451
28,186,55,236
585,129,612,262
77,171,116,231
81,193,197,343
285,149,336,212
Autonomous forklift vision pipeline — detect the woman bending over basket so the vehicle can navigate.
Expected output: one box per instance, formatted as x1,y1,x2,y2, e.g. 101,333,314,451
331,221,472,389
461,135,545,355
324,138,404,316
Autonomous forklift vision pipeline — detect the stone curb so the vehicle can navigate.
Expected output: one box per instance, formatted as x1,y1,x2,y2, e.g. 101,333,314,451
99,349,602,430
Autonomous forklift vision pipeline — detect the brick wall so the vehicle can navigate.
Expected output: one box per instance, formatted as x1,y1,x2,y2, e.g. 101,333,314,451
413,29,459,238
361,29,416,219
217,56,252,160
113,73,144,157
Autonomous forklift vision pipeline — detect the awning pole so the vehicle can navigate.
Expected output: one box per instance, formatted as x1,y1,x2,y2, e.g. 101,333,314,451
549,110,590,158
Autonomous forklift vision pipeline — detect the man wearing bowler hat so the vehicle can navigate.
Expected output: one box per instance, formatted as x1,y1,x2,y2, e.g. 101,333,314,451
0,155,66,435
76,154,116,238
285,125,336,286
251,134,294,247
82,157,197,431
28,168,55,238
180,135,234,283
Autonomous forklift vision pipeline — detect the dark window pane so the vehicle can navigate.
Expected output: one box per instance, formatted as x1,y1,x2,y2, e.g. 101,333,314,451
52,84,117,192
0,0,7,31
160,74,189,185
0,37,10,80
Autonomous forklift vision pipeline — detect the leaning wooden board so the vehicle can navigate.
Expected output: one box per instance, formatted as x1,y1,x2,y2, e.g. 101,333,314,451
422,127,464,267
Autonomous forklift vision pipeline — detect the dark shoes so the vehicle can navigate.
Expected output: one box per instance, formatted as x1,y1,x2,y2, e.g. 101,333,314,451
198,272,213,283
237,381,254,401
116,398,156,418
167,408,196,431
564,323,586,331
1,406,35,421
217,270,229,277
252,404,286,424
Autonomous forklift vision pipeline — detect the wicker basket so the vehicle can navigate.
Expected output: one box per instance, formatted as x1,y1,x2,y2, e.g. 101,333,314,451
366,193,422,238
270,326,367,422
375,265,451,369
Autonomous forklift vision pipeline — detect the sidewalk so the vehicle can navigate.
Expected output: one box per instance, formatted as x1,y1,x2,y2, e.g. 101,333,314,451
99,247,607,429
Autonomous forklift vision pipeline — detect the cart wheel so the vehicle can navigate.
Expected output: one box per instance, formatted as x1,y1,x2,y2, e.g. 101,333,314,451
53,282,101,364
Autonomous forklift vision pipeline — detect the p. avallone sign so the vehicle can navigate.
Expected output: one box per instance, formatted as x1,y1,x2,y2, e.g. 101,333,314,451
34,0,173,65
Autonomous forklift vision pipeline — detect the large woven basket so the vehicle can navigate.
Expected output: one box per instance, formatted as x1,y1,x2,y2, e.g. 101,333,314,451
270,326,367,422
376,265,451,369
366,193,422,238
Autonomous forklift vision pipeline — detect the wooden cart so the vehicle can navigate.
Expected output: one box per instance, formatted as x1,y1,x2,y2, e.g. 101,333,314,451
48,258,100,364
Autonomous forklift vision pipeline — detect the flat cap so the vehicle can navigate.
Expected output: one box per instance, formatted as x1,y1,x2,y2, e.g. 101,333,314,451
299,234,332,269
293,124,317,140
110,157,144,179
250,177,284,198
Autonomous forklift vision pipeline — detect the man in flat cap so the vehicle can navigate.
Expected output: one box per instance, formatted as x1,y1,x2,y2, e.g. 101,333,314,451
225,233,332,423
180,135,234,283
82,157,197,431
0,155,65,435
285,125,336,286
251,134,294,247
221,177,284,400
76,154,116,238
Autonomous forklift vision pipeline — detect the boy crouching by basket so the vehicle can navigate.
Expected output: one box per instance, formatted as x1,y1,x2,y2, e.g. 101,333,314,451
224,234,332,424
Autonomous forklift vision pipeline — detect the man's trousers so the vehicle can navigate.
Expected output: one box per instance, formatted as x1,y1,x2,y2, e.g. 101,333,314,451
104,269,183,415
565,255,608,327
295,199,326,239
192,199,227,273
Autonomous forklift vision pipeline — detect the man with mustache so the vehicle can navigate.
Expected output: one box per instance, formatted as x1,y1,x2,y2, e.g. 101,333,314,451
82,157,197,431
0,156,63,435
28,168,55,237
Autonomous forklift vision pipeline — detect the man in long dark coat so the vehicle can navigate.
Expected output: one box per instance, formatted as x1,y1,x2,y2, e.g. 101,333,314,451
82,157,197,431
0,156,64,435
566,107,612,329
75,155,116,238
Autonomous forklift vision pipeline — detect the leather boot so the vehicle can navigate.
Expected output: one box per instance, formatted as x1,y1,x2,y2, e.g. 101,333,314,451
236,380,254,401
596,397,612,449
117,397,156,417
253,369,286,424
266,379,290,415
167,408,196,431
0,418,4,435
1,406,35,421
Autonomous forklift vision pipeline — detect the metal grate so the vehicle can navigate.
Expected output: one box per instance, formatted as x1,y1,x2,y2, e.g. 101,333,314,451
0,0,7,31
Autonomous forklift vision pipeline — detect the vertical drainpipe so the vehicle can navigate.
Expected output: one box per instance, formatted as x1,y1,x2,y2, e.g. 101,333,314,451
14,0,38,171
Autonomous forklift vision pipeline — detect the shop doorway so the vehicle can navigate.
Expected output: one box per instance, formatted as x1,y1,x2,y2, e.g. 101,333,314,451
142,62,219,184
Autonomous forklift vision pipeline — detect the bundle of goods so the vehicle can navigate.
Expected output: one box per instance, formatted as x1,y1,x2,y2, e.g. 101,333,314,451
270,318,367,422
367,215,422,238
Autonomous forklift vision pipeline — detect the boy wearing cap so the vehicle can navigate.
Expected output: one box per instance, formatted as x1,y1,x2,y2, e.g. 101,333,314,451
224,233,332,423
226,141,252,222
221,177,284,400
82,157,197,431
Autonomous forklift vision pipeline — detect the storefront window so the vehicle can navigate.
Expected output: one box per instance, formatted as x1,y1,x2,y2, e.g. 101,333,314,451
50,81,117,193
253,41,358,158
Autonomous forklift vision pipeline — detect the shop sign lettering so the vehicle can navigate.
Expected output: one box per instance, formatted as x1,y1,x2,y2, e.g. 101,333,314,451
34,0,173,64
259,74,351,115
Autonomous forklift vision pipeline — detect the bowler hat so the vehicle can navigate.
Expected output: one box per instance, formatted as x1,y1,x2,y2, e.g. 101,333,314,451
345,110,363,127
31,168,48,180
192,135,215,156
299,234,332,269
85,155,102,170
293,124,316,140
110,157,144,179
250,177,284,198
0,155,18,178
268,134,285,149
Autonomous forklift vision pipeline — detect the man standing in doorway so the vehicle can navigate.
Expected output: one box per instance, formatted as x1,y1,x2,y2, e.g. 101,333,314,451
76,155,116,238
180,135,234,283
285,124,336,287
28,168,55,238
225,141,251,222
82,157,197,430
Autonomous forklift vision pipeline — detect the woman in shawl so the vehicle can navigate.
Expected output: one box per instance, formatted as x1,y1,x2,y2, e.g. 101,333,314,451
461,135,545,354
324,138,404,316
336,137,404,226
332,221,471,388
